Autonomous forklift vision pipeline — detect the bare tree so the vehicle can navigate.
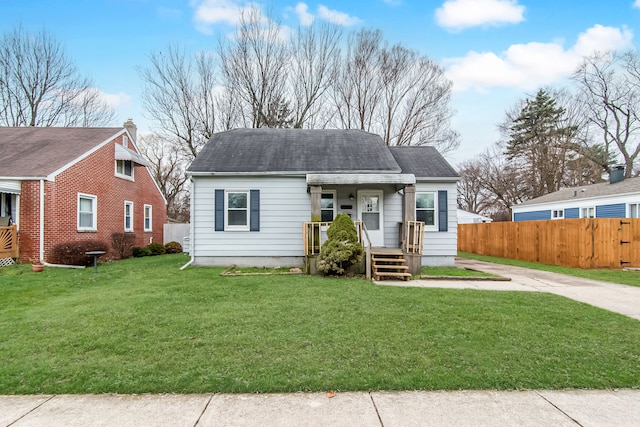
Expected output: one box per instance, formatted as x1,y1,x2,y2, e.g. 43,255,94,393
0,26,114,127
330,29,459,154
331,29,384,131
456,159,496,215
218,8,291,128
137,134,189,221
138,45,218,159
573,51,640,177
289,22,342,128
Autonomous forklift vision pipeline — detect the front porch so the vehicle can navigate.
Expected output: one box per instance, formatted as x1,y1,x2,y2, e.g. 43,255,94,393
303,220,424,280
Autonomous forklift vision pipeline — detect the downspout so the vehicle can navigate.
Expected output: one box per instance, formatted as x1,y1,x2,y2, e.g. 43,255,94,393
179,177,195,270
39,179,45,262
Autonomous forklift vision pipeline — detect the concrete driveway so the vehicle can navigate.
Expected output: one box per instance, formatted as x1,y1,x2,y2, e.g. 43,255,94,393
377,258,640,321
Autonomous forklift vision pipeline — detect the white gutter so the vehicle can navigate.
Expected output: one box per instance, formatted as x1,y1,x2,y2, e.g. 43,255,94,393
39,179,45,262
180,178,196,271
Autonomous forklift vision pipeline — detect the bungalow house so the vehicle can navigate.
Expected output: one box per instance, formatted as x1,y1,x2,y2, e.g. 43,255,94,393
511,166,640,221
0,121,167,263
186,129,459,277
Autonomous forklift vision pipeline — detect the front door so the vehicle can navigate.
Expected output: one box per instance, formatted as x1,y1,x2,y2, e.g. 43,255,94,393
358,190,384,247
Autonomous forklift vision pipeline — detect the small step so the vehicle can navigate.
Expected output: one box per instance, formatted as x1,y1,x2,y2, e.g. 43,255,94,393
374,265,409,271
371,257,406,263
373,271,412,281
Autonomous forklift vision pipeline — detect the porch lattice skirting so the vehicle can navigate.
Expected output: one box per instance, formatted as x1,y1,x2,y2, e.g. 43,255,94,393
0,257,15,268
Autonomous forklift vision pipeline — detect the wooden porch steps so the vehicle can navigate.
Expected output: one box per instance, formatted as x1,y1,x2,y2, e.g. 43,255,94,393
371,249,411,281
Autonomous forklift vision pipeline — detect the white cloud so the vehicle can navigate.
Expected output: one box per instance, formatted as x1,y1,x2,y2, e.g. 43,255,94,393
444,24,633,92
294,3,315,26
317,5,362,26
191,0,259,34
98,90,131,108
382,0,402,6
634,0,640,9
435,0,525,31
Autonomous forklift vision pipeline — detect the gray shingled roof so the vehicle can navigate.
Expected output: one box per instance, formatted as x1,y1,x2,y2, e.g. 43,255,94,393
516,176,640,206
389,146,459,178
188,129,457,178
0,127,122,177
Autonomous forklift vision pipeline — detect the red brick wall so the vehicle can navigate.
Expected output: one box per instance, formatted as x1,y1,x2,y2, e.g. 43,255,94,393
18,133,167,263
16,181,41,262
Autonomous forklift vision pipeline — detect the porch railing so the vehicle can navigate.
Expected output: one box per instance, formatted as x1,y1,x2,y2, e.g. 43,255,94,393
0,225,19,259
402,220,424,254
303,220,365,256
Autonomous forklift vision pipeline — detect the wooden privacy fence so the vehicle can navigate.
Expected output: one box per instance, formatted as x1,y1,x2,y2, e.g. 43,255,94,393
458,218,640,269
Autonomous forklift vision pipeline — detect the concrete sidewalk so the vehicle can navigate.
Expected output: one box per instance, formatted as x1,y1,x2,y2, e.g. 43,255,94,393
377,258,640,320
2,389,639,426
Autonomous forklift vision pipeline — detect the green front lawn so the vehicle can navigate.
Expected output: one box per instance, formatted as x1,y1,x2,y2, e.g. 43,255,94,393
459,252,640,288
1,254,639,394
420,266,500,278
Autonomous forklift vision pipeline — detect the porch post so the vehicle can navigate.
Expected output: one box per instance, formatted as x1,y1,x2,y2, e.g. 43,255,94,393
310,185,322,221
402,184,421,275
403,184,416,223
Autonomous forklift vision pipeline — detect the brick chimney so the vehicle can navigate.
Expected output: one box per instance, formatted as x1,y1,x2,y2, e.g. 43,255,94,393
123,119,137,142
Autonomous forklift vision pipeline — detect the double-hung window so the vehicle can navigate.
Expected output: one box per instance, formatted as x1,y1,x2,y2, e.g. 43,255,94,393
78,193,97,231
581,207,595,218
226,191,249,230
630,203,640,218
124,201,133,232
116,159,133,179
144,204,152,231
321,192,336,222
416,192,436,229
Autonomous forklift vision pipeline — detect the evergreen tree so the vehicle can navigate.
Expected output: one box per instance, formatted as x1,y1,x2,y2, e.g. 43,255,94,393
505,89,578,198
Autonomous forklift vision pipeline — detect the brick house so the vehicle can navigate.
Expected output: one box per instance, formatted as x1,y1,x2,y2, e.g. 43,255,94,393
0,121,167,263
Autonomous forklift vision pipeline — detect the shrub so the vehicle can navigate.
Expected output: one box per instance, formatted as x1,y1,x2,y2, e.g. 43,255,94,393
316,214,363,275
111,232,136,259
164,241,183,254
50,240,109,266
146,242,166,256
132,247,151,258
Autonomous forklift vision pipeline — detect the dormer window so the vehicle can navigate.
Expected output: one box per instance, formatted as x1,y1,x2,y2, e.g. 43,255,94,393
116,159,133,179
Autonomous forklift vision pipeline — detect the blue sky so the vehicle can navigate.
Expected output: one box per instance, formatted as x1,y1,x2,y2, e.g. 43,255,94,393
1,0,639,164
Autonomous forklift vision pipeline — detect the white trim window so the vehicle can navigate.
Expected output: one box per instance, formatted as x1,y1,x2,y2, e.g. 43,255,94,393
581,207,595,218
416,192,436,230
552,209,564,219
144,204,152,231
78,193,97,231
124,201,133,232
321,191,337,222
630,203,640,218
225,190,249,230
115,159,134,180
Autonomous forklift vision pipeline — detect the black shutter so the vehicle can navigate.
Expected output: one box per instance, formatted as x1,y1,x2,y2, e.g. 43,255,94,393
250,189,260,231
438,190,448,232
215,189,224,231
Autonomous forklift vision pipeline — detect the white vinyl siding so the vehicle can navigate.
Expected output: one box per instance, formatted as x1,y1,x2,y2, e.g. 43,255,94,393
416,182,458,266
192,176,310,259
